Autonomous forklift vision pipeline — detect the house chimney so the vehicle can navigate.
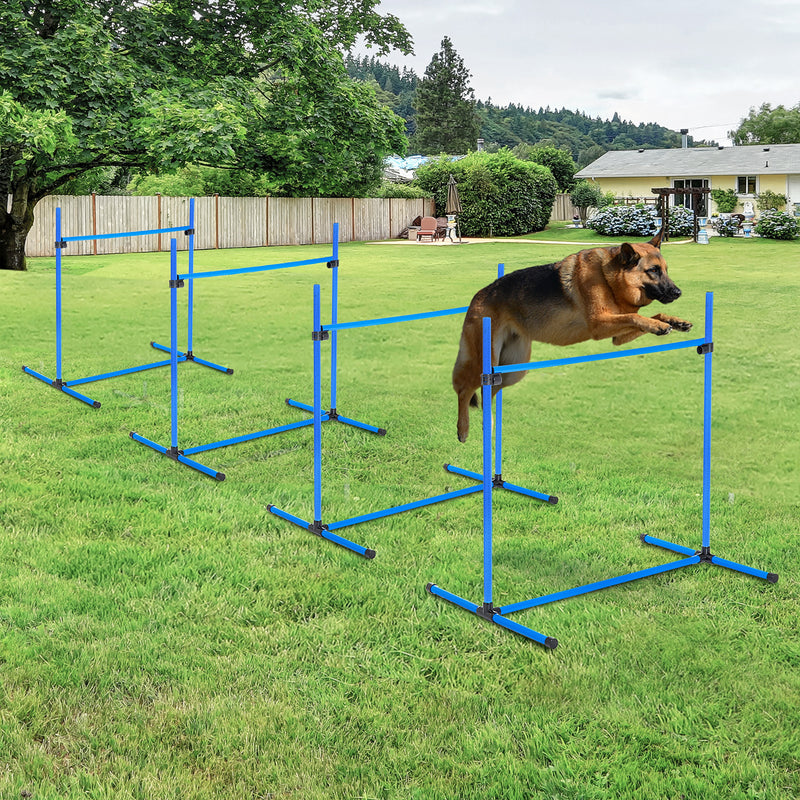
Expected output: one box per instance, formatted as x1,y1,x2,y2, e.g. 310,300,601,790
476,138,484,152
680,128,689,148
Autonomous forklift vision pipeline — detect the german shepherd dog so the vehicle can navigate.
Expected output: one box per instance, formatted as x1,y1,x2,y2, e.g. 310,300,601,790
453,231,692,442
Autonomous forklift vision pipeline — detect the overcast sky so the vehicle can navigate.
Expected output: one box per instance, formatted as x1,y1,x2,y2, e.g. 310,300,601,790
366,0,800,147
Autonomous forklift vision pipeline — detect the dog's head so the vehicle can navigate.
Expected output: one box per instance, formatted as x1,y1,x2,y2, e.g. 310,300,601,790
616,231,682,307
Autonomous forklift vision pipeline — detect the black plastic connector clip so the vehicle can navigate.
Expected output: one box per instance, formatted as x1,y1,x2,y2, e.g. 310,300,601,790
51,378,64,389
481,372,502,386
309,520,327,537
697,546,714,563
169,279,185,289
328,407,340,421
327,259,339,269
55,240,68,250
312,329,330,341
492,474,505,488
697,342,714,355
476,602,501,621
165,446,183,461
184,351,195,361
184,228,195,236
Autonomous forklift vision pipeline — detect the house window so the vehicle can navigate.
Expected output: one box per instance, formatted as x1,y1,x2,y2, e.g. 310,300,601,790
673,178,709,213
737,176,757,195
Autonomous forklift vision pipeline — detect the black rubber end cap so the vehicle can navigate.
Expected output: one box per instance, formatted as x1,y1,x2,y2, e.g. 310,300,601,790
129,431,135,439
426,583,435,592
377,428,387,436
443,463,450,471
364,549,377,560
639,533,648,543
544,637,558,650
226,368,234,375
92,401,101,409
767,573,779,584
21,365,27,371
266,504,274,512
150,341,156,346
215,472,226,482
284,398,291,405
548,495,558,505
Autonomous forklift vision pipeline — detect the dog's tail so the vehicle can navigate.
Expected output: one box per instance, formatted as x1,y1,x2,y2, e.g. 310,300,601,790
469,393,479,408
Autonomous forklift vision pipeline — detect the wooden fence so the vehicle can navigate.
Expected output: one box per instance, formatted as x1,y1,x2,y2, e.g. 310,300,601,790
24,192,575,257
24,195,436,257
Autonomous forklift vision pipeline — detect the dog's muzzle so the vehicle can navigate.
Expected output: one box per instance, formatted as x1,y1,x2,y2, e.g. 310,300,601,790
647,282,682,303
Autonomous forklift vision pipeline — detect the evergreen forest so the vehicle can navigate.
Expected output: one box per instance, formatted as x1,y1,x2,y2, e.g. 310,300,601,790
345,55,712,166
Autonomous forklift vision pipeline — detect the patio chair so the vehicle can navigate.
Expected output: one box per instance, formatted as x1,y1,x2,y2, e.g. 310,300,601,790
416,216,438,242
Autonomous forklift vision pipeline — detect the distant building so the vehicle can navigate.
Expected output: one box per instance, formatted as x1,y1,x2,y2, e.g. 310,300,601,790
575,143,800,216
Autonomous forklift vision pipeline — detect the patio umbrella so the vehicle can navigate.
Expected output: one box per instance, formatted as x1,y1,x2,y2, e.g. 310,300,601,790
445,174,462,214
445,174,462,242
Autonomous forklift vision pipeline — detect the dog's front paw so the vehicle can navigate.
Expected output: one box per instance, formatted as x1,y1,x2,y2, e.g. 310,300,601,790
672,320,693,332
655,325,672,336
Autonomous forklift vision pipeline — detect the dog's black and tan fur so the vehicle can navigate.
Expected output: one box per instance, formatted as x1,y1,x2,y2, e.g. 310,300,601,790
453,231,692,442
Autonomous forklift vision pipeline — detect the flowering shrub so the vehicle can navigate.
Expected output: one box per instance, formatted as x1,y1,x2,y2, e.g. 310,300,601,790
753,209,799,240
587,204,695,238
715,217,741,237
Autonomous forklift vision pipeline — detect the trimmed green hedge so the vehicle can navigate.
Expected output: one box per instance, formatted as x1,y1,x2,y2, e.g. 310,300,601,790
413,150,558,236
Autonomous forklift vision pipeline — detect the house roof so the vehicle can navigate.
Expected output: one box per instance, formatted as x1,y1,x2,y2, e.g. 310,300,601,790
575,143,800,179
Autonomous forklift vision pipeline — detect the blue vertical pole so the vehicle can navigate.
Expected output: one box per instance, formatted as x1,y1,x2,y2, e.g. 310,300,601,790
55,207,63,382
170,239,179,452
701,291,714,550
482,316,493,610
330,222,339,411
494,264,504,479
313,284,323,524
187,198,195,352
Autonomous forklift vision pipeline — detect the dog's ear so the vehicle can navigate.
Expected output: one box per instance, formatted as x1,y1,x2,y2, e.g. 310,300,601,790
619,242,640,268
648,228,664,249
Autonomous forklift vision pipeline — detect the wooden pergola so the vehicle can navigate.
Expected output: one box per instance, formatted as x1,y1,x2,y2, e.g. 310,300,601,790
651,186,712,242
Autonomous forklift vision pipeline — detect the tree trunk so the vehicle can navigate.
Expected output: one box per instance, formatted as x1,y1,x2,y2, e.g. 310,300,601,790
0,182,36,271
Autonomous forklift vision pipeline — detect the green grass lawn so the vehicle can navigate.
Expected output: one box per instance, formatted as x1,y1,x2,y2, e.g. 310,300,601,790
1,228,798,799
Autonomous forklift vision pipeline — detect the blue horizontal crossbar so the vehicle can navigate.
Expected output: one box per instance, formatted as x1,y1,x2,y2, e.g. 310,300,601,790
182,417,320,455
326,306,469,332
178,256,332,281
494,337,707,374
426,584,556,647
326,485,482,531
64,358,180,386
499,555,700,615
63,225,190,242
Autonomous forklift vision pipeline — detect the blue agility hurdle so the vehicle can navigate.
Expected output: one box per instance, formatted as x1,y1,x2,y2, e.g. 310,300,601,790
130,225,383,481
427,292,778,647
22,199,231,408
267,265,556,559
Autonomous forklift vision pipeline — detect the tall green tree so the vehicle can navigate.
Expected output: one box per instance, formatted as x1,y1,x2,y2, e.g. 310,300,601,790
0,0,411,270
730,103,800,145
412,37,480,155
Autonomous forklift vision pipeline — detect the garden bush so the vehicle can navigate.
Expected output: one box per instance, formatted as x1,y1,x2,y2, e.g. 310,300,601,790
753,209,799,240
374,181,432,199
715,217,741,237
586,204,695,238
413,150,558,236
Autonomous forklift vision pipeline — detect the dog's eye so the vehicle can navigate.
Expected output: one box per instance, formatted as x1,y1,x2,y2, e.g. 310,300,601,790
646,267,662,277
